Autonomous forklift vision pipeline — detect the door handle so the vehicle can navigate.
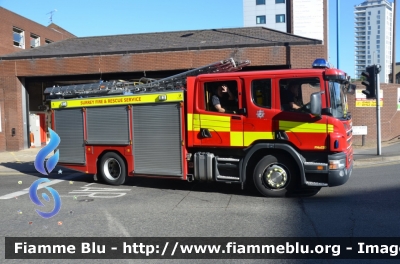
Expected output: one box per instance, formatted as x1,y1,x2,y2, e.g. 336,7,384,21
276,130,289,140
200,128,212,138
231,116,241,120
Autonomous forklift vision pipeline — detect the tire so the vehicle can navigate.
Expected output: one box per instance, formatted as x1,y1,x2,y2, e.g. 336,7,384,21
253,155,298,197
99,152,126,185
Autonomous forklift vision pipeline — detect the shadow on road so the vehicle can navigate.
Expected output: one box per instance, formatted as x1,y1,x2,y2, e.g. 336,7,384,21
0,161,89,180
124,176,262,197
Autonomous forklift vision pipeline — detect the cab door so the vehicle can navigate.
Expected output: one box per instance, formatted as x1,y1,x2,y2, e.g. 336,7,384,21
192,77,244,148
275,76,329,151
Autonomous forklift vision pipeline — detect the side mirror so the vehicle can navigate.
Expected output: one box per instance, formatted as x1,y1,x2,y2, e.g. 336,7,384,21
310,92,322,116
346,84,356,95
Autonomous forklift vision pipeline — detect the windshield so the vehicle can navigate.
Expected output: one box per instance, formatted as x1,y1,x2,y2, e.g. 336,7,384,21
328,81,348,120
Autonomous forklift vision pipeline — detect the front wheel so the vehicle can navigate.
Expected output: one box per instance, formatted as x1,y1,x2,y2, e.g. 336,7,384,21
99,152,126,185
253,155,298,197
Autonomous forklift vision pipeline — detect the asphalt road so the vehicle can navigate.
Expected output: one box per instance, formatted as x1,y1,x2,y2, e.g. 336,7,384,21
1,162,400,264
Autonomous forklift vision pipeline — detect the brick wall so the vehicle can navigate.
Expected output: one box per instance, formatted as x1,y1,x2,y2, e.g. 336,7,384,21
0,87,5,150
348,82,400,145
0,76,23,151
0,7,75,56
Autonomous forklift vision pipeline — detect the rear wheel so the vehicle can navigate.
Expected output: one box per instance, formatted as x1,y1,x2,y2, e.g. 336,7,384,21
99,152,126,185
253,155,298,197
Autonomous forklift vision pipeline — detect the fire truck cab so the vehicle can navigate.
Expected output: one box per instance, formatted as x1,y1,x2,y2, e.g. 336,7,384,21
48,58,353,197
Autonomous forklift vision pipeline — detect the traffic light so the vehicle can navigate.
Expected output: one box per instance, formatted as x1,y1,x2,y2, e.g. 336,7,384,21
361,65,377,99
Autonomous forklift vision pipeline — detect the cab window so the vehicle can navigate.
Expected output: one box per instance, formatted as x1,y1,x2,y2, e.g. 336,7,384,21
204,81,239,113
251,79,271,108
279,78,320,112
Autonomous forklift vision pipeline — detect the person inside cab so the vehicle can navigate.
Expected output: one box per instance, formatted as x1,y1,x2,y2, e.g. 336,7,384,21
281,82,303,111
211,84,237,113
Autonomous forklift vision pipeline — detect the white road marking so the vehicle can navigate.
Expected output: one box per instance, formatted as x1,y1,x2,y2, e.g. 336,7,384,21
0,173,83,200
58,184,132,198
105,210,131,237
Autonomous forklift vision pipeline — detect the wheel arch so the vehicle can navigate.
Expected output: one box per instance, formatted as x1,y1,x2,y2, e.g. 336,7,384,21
96,150,128,176
241,143,306,186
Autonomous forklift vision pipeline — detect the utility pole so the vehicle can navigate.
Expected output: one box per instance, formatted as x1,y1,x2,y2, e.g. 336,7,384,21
392,0,397,83
376,70,381,155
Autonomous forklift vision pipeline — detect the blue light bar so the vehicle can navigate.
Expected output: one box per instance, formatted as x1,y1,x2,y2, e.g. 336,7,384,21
312,58,331,69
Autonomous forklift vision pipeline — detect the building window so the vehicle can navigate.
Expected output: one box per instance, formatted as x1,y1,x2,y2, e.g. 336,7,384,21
276,0,285,3
378,10,380,14
256,15,266,24
368,31,371,35
377,45,380,49
368,21,370,25
368,60,371,64
13,27,25,48
377,35,380,39
377,20,380,24
376,40,380,44
378,25,380,29
30,33,40,48
276,14,285,23
377,15,380,19
256,0,265,4
368,11,371,15
45,39,53,44
368,26,371,30
368,36,370,40
368,55,371,59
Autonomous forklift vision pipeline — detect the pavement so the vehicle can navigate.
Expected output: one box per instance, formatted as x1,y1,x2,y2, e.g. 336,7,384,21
0,146,76,175
0,138,400,174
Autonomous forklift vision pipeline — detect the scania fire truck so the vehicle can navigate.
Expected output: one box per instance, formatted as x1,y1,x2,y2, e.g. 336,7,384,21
44,58,354,197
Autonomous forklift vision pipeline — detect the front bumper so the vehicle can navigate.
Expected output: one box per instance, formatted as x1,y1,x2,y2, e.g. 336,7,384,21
328,157,353,187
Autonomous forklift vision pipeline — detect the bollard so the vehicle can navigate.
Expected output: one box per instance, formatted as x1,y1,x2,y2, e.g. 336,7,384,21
362,135,365,146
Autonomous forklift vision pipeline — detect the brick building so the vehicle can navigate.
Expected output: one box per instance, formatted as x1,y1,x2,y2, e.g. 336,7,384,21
0,26,328,151
348,82,400,146
0,7,76,56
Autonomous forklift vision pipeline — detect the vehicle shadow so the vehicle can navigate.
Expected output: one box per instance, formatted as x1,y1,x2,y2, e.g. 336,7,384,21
0,161,92,183
123,176,270,198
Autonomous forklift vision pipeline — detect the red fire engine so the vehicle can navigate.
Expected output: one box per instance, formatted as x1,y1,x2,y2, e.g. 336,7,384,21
44,58,354,197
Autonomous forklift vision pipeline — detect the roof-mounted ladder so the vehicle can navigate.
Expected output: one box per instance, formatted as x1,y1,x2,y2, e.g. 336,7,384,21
43,58,250,100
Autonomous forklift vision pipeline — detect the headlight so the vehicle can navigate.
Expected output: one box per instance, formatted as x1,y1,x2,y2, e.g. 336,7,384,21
329,159,345,170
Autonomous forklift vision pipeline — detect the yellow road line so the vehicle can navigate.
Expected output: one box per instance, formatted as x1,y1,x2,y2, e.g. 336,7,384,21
10,152,21,163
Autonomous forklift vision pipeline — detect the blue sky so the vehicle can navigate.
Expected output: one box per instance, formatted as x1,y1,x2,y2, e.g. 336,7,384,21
0,0,399,78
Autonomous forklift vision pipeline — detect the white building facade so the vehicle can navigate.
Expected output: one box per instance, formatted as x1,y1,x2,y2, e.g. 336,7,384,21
243,0,325,42
354,0,394,83
243,0,288,32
